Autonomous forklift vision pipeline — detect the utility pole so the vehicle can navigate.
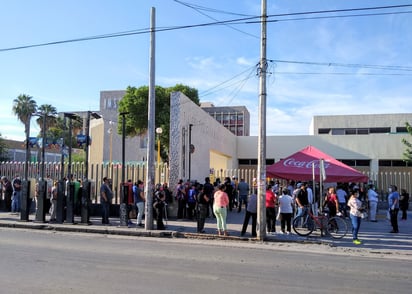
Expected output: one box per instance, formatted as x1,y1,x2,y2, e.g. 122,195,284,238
145,6,156,230
257,0,267,241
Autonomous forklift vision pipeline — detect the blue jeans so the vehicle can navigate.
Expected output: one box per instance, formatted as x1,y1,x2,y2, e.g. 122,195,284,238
350,214,361,240
296,206,308,218
136,202,145,225
11,191,21,212
101,201,110,224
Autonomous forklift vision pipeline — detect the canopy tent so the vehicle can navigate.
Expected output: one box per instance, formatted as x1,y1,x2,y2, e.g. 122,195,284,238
266,145,368,183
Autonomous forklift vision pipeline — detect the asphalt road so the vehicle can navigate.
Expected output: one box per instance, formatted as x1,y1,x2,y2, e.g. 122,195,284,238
0,228,410,294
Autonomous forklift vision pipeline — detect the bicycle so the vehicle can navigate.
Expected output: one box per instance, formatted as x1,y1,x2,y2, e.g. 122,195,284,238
292,208,348,239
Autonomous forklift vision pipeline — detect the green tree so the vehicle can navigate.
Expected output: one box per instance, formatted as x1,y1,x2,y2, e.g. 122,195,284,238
118,84,199,161
401,122,412,162
36,104,58,149
0,133,9,161
12,94,38,141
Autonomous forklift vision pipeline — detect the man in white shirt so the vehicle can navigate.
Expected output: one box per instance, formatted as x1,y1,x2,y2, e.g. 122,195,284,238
367,184,379,222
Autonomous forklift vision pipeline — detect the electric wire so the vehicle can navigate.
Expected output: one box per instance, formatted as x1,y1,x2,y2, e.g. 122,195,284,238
173,0,258,38
1,4,412,52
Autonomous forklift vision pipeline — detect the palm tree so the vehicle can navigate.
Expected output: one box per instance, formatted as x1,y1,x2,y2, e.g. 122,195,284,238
36,104,58,133
12,94,38,139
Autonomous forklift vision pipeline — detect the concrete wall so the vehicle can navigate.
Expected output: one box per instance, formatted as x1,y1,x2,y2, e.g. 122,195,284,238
169,92,237,187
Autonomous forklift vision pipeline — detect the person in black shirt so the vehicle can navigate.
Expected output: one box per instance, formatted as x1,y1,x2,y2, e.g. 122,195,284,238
295,182,309,218
196,184,209,233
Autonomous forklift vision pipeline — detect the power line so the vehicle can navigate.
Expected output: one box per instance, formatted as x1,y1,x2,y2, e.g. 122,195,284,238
173,0,259,39
1,4,412,52
269,59,412,71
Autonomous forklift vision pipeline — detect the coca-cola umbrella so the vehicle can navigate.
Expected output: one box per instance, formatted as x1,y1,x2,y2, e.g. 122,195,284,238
266,145,368,183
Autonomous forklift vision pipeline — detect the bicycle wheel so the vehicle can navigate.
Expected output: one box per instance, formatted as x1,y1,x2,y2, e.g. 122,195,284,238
292,214,314,236
327,217,348,239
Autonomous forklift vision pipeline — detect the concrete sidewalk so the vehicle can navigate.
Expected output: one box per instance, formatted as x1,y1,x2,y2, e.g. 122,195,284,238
1,208,411,253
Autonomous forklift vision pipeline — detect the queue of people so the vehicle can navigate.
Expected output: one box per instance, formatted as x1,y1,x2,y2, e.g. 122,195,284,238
1,174,410,239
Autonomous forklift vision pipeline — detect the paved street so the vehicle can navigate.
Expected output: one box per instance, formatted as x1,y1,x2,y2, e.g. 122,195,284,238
1,228,411,294
1,208,411,257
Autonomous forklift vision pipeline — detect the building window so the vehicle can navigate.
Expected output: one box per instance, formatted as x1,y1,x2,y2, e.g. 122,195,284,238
396,127,408,133
345,129,356,135
369,127,390,134
379,160,392,167
357,128,369,135
331,129,345,135
318,128,330,134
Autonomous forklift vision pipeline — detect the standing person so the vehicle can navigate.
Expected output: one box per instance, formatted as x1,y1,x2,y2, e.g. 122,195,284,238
1,176,13,212
187,184,197,220
100,177,113,225
295,182,309,219
348,188,364,245
278,188,294,234
203,177,214,218
237,178,249,213
11,174,22,213
388,185,400,233
175,179,186,220
153,185,166,230
133,180,145,227
241,189,257,237
213,183,230,236
224,177,234,212
196,184,209,233
265,185,277,234
49,180,58,222
399,188,409,221
367,184,379,222
323,186,339,217
336,184,348,217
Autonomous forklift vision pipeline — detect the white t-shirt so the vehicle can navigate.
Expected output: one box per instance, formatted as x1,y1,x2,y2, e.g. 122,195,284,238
279,194,294,214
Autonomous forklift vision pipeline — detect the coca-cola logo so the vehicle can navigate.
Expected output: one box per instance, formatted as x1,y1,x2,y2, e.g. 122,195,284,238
283,158,330,169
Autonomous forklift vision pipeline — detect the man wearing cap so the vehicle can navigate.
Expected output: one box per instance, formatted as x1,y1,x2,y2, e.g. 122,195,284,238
295,182,309,219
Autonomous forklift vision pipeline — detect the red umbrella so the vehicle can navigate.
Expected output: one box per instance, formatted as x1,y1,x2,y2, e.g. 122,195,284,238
266,145,368,183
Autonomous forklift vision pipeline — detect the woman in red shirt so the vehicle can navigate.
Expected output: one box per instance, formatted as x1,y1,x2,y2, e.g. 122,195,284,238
323,186,339,217
265,185,277,234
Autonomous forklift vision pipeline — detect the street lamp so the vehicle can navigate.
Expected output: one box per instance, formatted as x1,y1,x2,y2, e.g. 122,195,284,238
108,120,114,164
119,111,129,226
63,112,80,224
156,127,162,164
21,114,33,221
34,111,48,223
82,111,101,225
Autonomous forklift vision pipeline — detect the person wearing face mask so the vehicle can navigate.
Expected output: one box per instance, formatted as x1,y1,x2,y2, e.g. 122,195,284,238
388,185,400,233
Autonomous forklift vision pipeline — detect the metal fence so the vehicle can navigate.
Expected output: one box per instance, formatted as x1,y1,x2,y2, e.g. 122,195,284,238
1,161,411,203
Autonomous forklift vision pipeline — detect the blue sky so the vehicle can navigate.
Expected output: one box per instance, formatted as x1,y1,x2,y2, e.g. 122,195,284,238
1,0,412,141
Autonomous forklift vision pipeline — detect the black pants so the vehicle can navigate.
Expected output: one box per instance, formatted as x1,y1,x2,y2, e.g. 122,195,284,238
280,213,292,233
390,208,399,232
266,207,276,232
156,203,165,230
197,204,208,232
401,208,408,220
177,198,186,219
241,211,257,237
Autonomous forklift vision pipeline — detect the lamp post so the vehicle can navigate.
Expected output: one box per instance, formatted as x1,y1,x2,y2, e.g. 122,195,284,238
156,127,162,164
35,111,47,222
20,115,33,221
63,112,80,224
56,116,66,224
188,124,193,181
82,111,101,225
108,120,114,164
119,111,129,226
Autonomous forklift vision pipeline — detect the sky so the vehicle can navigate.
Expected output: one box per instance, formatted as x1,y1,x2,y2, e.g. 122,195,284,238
1,0,412,141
